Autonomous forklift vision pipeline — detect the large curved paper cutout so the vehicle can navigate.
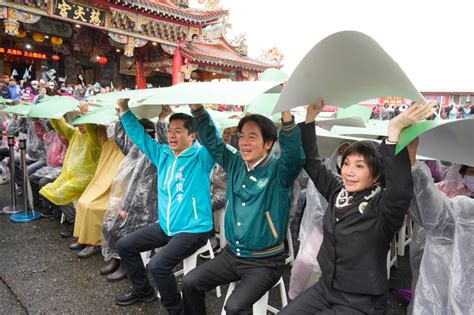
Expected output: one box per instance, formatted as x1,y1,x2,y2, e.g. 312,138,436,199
245,69,288,115
1,104,33,116
91,88,160,105
28,96,79,119
72,107,118,125
315,117,366,130
330,125,388,138
336,105,373,123
273,31,423,114
397,118,474,166
316,126,378,158
138,81,282,106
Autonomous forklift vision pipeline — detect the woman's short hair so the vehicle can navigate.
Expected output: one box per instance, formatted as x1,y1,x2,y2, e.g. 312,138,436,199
341,140,383,183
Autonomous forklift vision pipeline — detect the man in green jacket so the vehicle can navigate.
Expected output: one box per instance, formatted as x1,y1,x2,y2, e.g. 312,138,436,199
182,105,305,314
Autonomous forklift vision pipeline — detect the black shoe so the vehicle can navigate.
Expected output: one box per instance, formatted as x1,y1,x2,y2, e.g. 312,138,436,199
40,207,57,218
100,258,120,276
77,245,101,258
115,288,157,306
106,263,127,282
69,241,86,251
60,223,74,238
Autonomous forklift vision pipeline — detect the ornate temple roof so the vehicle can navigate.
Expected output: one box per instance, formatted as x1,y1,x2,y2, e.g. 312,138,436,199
108,0,228,24
179,37,277,72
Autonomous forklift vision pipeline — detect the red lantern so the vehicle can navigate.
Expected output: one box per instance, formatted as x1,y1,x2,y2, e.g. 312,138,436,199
52,54,60,61
97,56,108,64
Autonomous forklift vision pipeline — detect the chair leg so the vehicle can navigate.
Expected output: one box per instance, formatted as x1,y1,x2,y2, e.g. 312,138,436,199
253,292,270,315
140,250,152,267
397,222,407,256
268,277,288,313
285,228,295,265
221,282,236,315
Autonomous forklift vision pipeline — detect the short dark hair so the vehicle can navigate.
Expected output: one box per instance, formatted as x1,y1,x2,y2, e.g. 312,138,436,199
169,113,196,134
459,165,469,177
341,140,383,184
238,114,277,145
139,118,155,137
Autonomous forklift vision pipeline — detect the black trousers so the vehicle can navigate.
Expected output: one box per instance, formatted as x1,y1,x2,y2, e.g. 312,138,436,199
182,246,285,315
30,174,55,207
116,224,210,315
279,279,386,315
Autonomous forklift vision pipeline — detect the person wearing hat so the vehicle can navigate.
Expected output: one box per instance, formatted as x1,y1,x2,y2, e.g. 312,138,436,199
280,101,434,314
30,80,40,95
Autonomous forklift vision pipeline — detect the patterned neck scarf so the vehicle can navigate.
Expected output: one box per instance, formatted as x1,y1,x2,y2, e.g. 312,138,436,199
335,184,382,217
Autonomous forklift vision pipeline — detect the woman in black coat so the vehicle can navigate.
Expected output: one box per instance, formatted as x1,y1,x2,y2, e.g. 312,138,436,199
281,101,434,314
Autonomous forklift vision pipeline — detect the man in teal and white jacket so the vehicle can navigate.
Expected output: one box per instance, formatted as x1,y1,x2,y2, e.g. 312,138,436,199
182,105,305,315
115,100,215,314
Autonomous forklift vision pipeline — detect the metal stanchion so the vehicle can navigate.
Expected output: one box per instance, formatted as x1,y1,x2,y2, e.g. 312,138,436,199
10,139,41,222
2,135,22,214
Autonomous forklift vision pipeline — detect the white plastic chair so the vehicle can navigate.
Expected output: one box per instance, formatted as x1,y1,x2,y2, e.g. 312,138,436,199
386,237,398,279
285,228,295,265
214,207,227,249
397,216,412,256
221,277,288,314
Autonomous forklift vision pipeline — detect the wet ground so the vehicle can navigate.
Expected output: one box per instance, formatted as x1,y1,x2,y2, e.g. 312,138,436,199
0,182,411,314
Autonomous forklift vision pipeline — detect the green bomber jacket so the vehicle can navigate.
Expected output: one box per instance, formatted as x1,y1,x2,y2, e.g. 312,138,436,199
192,107,305,258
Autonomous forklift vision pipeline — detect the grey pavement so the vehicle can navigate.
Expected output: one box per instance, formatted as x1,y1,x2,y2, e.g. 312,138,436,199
0,181,411,314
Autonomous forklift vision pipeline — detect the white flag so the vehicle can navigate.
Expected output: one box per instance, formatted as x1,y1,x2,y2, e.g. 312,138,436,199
22,69,30,81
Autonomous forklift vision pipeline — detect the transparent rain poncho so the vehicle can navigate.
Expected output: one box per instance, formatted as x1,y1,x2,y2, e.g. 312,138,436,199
26,119,47,161
101,121,166,261
30,127,69,180
289,179,328,299
211,165,227,212
288,143,347,299
409,162,474,315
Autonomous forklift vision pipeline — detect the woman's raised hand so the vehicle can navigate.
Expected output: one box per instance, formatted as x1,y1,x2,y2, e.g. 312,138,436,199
305,100,325,123
388,101,434,142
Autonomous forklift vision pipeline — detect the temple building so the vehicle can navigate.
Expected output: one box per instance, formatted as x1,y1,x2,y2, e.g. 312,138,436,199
0,0,278,88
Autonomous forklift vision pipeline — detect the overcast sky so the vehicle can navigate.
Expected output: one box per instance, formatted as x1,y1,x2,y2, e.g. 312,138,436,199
191,0,474,91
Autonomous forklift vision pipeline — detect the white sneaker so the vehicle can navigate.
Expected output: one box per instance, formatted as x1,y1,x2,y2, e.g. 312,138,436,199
2,206,21,214
0,175,8,185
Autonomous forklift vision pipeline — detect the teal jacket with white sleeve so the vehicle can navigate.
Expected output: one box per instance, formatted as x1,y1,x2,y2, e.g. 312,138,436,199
120,110,215,236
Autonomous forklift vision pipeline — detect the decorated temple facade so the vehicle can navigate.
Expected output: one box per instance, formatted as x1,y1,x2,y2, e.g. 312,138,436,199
0,0,278,88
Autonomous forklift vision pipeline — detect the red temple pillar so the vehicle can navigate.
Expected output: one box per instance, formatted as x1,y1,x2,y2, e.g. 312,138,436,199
135,54,147,89
172,47,183,85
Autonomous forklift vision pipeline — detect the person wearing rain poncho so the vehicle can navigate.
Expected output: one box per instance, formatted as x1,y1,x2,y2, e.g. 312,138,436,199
12,119,48,191
39,104,101,238
406,138,474,314
100,117,168,282
68,102,125,259
288,142,351,300
29,120,69,211
115,101,215,314
280,101,434,314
